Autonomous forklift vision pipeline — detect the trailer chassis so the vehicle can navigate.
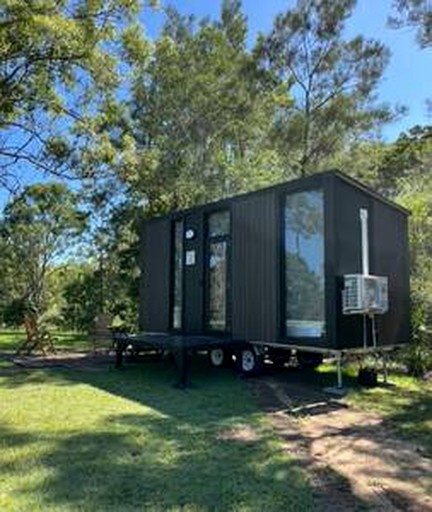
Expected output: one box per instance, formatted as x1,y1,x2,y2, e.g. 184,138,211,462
111,330,404,390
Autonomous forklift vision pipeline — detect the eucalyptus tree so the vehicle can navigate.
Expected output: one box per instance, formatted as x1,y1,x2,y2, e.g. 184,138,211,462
260,0,393,176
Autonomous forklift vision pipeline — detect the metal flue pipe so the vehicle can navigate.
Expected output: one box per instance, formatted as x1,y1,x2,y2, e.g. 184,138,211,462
360,208,369,276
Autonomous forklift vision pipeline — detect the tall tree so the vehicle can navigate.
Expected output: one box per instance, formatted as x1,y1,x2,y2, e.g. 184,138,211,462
0,183,87,320
260,0,394,176
116,1,286,215
0,0,155,191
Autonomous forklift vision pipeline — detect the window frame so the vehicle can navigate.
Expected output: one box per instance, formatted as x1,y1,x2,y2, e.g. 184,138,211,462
280,187,327,342
170,217,184,331
204,208,231,335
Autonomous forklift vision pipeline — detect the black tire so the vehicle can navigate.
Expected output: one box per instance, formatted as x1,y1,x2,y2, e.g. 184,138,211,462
297,351,323,369
236,346,263,376
208,348,226,368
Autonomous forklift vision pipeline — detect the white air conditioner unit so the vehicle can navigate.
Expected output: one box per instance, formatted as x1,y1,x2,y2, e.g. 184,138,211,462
342,274,389,315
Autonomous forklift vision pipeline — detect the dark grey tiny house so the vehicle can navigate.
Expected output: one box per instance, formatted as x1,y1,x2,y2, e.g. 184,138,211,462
139,171,409,375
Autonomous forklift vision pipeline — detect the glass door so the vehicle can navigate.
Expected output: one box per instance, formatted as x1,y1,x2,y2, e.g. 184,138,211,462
205,211,230,333
171,219,184,330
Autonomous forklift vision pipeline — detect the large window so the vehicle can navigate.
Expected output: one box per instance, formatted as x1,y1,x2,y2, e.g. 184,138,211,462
207,211,230,331
284,190,325,338
172,220,183,329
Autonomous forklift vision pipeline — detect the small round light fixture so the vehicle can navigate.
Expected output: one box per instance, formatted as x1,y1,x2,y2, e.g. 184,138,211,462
185,228,196,240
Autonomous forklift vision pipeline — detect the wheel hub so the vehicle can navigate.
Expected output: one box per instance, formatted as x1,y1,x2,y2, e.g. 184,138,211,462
241,350,255,372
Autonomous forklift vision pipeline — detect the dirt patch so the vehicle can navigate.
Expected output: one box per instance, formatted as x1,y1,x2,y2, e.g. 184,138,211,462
248,375,432,512
217,425,261,443
12,351,114,371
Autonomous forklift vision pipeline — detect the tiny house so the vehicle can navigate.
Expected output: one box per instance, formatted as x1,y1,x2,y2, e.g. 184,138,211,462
139,171,410,375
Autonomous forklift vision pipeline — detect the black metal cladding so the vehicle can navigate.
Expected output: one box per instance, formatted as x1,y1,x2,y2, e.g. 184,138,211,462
331,176,410,348
231,191,279,342
139,217,171,332
139,171,410,350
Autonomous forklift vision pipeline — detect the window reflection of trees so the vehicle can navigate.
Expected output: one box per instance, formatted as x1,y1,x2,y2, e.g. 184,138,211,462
172,220,183,329
208,241,227,331
285,191,325,337
207,210,230,332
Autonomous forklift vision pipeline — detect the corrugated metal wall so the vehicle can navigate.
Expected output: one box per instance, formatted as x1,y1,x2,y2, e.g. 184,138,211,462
371,199,410,346
139,218,171,332
333,177,410,348
231,191,279,342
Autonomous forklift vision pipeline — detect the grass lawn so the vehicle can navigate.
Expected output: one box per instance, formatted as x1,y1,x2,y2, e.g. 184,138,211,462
1,331,431,511
0,331,92,354
0,343,313,511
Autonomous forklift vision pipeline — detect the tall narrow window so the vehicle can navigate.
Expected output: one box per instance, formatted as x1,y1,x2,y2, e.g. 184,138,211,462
172,220,183,329
284,190,325,338
206,211,230,332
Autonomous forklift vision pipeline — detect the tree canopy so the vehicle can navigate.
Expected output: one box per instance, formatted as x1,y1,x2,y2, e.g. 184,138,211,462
0,183,86,313
260,0,394,176
0,0,155,190
390,0,432,48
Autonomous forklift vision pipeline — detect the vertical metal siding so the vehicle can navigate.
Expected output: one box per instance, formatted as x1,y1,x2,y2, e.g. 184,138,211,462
333,180,371,348
371,201,410,345
323,174,338,348
140,218,171,332
231,191,279,342
333,177,410,348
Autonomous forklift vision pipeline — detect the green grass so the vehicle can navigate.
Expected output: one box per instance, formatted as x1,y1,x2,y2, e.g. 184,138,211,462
0,331,92,354
1,330,430,510
0,354,314,511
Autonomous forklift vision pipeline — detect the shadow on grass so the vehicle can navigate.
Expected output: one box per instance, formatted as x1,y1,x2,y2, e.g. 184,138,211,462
0,359,316,511
1,355,429,510
38,415,315,510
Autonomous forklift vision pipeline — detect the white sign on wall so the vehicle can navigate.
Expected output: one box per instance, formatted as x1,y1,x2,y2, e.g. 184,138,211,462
185,250,196,266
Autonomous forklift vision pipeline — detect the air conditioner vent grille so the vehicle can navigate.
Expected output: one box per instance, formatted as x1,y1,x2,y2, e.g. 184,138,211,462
342,274,388,315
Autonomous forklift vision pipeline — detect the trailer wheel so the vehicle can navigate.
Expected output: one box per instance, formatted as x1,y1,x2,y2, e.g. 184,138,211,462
208,348,225,368
297,351,323,370
237,346,263,376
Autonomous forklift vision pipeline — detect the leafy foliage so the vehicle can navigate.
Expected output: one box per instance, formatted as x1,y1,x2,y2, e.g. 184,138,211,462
0,1,430,374
260,0,394,176
0,0,156,190
0,183,87,328
115,1,287,214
